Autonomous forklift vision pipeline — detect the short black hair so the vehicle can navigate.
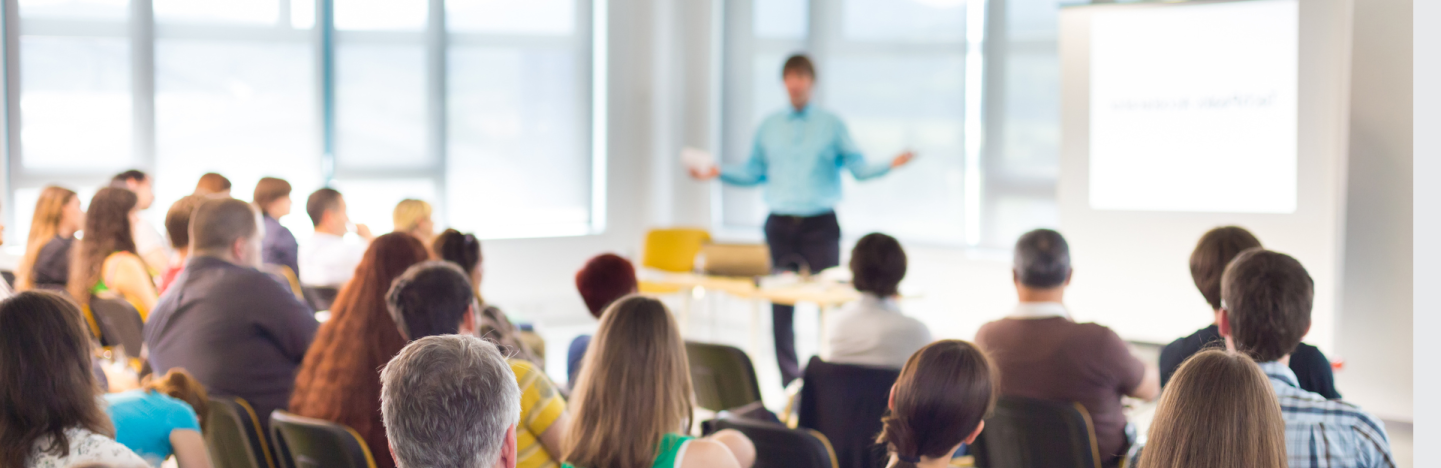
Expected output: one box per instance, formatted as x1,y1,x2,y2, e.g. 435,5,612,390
110,170,148,188
783,54,815,79
1222,249,1313,363
850,233,906,297
387,261,475,341
1014,229,1071,288
306,188,343,227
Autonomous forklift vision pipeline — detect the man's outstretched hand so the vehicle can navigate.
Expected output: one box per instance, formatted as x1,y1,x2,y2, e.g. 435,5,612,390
891,151,916,168
689,166,720,180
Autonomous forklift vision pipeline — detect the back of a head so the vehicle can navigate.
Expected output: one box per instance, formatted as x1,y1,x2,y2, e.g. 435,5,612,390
70,188,139,303
566,295,693,468
306,188,342,227
143,368,211,430
1222,249,1314,362
381,335,520,468
18,186,78,290
1139,350,1286,468
393,199,432,232
110,170,147,188
574,253,638,318
783,54,816,79
432,229,481,276
0,291,111,468
189,198,258,256
194,173,232,195
165,195,210,250
387,261,474,341
878,340,996,467
253,177,292,214
1190,226,1263,311
1013,229,1070,289
850,233,907,297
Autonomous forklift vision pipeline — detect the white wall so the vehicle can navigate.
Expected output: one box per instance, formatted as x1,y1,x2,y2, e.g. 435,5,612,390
1412,0,1439,458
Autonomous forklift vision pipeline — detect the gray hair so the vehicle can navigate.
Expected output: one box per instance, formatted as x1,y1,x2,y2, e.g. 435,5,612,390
1014,228,1071,288
381,335,521,468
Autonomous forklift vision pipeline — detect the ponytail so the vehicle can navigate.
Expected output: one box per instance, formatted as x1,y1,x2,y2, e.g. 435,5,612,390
879,412,923,468
143,368,210,430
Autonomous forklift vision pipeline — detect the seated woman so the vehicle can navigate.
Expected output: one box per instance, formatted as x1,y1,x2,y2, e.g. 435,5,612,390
825,232,931,368
17,186,84,291
392,199,435,246
432,229,542,366
1137,349,1287,468
563,295,756,468
289,233,431,468
569,253,638,385
105,369,212,468
254,177,300,277
0,291,147,468
877,340,996,468
69,188,158,321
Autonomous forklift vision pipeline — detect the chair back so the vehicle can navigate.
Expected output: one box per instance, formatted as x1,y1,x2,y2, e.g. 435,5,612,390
264,264,307,303
797,357,900,468
686,341,763,412
712,416,837,468
206,397,277,468
270,410,377,468
641,228,711,272
91,297,144,359
970,396,1102,468
302,286,340,312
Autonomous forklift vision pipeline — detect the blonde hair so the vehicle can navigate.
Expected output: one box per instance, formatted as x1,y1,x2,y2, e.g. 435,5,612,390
17,186,77,291
1138,349,1287,468
393,199,432,232
564,295,694,468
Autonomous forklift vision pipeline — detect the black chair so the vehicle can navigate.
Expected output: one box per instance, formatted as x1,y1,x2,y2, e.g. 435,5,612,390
302,286,340,312
686,341,763,412
709,416,837,468
797,357,900,468
270,410,377,468
91,297,144,359
1,270,14,288
207,397,278,468
970,396,1102,468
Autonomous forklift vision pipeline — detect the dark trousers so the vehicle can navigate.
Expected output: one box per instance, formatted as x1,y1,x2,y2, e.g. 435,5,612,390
764,211,841,386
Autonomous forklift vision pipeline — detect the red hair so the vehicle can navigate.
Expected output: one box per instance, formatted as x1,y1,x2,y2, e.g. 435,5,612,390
575,253,638,318
290,233,430,468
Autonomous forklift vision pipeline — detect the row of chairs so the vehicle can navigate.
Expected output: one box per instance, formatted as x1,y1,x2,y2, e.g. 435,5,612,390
205,397,377,468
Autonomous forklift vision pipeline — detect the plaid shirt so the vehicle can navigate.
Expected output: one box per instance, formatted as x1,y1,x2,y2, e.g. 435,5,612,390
1262,360,1395,468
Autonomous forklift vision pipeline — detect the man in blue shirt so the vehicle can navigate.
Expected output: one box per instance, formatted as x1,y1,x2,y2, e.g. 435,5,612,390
694,54,912,384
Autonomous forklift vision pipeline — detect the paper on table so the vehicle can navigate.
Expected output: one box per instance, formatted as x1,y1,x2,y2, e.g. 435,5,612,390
681,146,715,172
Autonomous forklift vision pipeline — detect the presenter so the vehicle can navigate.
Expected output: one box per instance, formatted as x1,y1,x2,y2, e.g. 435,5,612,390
691,54,913,385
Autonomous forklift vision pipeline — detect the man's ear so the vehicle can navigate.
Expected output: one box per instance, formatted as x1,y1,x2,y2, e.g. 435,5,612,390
498,423,518,468
232,237,247,261
459,304,478,336
1217,308,1232,338
1011,270,1020,287
389,442,398,466
964,420,985,444
1064,269,1073,286
888,385,897,410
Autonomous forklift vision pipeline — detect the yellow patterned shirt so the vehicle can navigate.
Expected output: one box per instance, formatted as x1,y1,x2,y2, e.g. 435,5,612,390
512,359,567,468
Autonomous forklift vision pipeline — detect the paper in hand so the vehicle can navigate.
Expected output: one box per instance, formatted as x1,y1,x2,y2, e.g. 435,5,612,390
681,147,716,173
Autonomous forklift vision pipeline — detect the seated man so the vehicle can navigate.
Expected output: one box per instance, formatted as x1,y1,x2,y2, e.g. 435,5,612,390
823,232,930,368
1218,249,1394,467
569,253,638,384
387,261,570,468
298,188,373,287
144,198,318,431
1159,226,1339,397
381,335,521,468
975,229,1159,466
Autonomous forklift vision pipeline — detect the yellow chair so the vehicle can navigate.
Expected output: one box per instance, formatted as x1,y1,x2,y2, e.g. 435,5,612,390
639,228,711,294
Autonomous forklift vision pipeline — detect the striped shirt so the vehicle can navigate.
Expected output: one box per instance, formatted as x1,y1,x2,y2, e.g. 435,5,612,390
1261,360,1395,468
512,359,567,468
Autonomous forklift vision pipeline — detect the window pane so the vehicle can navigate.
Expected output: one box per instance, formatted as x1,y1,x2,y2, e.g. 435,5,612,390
20,0,128,21
1007,0,1060,42
984,194,1058,249
154,0,279,25
446,46,589,238
446,0,574,35
291,0,316,29
329,179,439,234
335,44,428,169
753,0,807,39
335,0,428,31
999,51,1060,177
20,36,132,171
843,0,965,42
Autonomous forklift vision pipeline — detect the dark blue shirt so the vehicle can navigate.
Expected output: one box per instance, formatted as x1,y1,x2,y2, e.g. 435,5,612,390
1159,324,1341,399
262,215,301,278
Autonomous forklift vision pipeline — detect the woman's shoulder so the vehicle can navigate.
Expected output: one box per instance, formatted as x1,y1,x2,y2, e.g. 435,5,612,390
102,251,148,270
28,427,147,468
673,437,737,468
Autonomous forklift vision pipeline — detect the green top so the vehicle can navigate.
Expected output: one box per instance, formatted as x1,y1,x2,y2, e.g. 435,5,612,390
561,433,696,468
93,277,111,294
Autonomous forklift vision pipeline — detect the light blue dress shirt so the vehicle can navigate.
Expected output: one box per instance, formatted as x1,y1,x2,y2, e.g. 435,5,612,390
720,105,892,216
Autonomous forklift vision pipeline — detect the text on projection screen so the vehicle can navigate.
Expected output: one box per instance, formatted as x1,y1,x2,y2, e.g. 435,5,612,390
1088,0,1298,213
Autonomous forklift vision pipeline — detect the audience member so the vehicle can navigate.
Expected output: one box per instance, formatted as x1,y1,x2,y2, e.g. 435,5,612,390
568,253,638,384
563,295,756,468
110,170,169,273
17,186,83,291
825,233,930,368
192,173,231,197
70,188,159,321
387,261,572,468
158,195,208,294
254,177,300,276
392,199,434,245
0,291,148,468
298,188,373,287
145,198,317,431
432,229,543,366
1217,249,1394,467
974,229,1159,465
290,233,429,468
380,335,521,468
104,369,212,468
1138,349,1286,468
877,340,995,468
1159,226,1339,398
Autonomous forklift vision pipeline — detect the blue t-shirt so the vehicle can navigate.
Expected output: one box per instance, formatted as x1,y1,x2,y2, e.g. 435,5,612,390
104,389,202,467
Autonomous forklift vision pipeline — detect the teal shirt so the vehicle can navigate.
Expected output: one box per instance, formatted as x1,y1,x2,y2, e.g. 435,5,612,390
720,105,892,216
104,389,202,467
561,433,696,468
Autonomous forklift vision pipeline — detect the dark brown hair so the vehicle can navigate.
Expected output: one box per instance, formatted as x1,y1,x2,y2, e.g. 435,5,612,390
164,195,209,250
142,368,211,430
0,291,113,468
253,177,293,217
1190,226,1262,310
575,253,638,318
1222,249,1313,362
190,198,258,255
783,54,816,79
194,172,232,195
1138,349,1286,468
69,188,138,307
432,229,481,277
850,233,906,297
110,170,147,187
878,340,996,468
306,188,343,227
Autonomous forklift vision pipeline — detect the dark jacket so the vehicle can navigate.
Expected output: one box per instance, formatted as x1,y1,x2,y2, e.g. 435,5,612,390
262,215,301,278
1160,324,1341,399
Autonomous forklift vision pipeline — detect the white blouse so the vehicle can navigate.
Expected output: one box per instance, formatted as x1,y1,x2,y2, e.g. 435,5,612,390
27,427,147,468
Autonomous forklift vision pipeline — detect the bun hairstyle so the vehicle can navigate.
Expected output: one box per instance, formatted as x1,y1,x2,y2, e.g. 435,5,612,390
142,368,211,431
877,340,997,468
